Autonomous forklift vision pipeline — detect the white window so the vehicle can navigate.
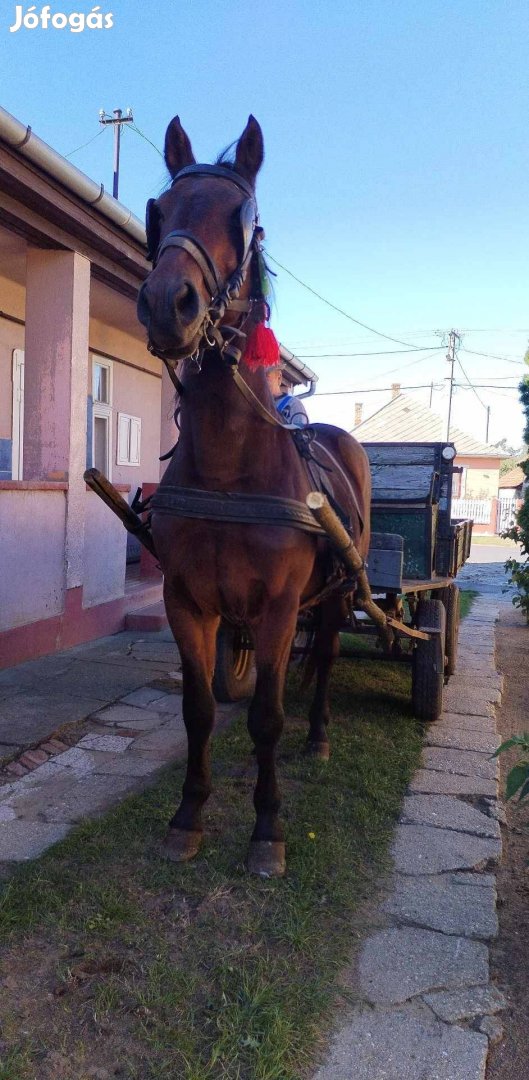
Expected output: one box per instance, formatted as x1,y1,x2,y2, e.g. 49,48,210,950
117,413,142,466
12,349,25,480
91,355,113,479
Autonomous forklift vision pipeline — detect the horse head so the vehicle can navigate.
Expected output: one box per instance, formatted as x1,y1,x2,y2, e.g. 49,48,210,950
137,115,264,362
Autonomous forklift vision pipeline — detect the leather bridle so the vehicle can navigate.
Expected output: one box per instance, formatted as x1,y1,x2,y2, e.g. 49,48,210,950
142,163,304,433
144,163,264,370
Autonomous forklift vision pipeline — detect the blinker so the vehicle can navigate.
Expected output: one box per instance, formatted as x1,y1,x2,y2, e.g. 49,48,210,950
145,199,161,263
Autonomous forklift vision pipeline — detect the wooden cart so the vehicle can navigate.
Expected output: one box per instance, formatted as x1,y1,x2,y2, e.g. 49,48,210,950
212,442,473,722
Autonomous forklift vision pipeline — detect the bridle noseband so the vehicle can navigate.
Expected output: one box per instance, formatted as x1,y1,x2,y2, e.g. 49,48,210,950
145,163,264,368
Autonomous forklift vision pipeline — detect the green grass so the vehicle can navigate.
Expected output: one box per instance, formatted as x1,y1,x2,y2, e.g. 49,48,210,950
0,658,422,1080
459,588,477,619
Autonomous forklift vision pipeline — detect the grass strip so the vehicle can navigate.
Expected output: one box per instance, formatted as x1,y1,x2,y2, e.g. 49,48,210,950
0,657,422,1078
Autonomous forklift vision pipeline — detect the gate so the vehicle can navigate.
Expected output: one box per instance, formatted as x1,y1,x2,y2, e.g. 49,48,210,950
497,497,518,533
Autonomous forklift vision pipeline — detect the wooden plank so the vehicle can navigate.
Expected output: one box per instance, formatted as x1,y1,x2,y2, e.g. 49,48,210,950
367,547,403,590
364,442,440,466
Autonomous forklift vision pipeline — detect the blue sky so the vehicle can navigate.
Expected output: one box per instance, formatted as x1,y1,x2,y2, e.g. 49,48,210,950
2,0,528,445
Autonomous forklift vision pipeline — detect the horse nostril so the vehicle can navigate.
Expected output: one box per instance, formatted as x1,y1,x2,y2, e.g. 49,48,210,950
173,280,200,325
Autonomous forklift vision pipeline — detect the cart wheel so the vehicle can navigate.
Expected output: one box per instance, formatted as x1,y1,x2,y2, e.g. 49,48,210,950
444,584,460,677
412,599,446,722
212,622,256,703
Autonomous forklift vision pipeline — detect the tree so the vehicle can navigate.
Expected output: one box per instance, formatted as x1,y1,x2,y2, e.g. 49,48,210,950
503,374,529,621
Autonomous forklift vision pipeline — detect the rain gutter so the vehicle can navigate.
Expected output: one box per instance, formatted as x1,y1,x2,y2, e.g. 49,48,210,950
0,104,146,246
280,344,318,394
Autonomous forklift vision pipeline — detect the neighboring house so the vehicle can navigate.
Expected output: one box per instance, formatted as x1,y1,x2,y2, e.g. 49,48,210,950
0,105,313,670
353,388,507,534
498,465,525,500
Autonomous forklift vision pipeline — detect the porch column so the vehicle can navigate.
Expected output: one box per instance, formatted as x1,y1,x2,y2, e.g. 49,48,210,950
159,362,178,480
24,248,90,589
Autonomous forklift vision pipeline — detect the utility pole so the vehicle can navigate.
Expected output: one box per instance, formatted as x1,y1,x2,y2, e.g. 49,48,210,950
445,329,460,441
486,405,491,443
99,107,133,199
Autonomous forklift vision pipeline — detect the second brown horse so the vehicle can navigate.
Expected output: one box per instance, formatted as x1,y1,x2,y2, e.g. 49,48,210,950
137,114,371,876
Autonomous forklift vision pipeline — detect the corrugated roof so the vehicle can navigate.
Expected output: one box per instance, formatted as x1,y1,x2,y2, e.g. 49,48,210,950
499,466,525,488
353,393,507,457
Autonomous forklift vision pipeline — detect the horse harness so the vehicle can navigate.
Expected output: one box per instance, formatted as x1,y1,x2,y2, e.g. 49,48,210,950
143,162,364,566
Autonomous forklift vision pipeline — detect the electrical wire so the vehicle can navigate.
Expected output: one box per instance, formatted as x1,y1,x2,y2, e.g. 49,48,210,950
295,346,444,358
264,250,439,351
313,382,442,397
461,347,525,366
123,121,164,160
456,354,488,411
64,126,107,159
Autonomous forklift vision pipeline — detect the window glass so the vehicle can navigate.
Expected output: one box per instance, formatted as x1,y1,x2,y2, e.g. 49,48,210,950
93,363,109,404
93,415,108,473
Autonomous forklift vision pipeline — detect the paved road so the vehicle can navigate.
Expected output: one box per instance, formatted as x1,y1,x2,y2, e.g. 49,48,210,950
457,542,521,597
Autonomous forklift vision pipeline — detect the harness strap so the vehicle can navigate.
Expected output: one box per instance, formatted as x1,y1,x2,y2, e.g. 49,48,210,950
230,365,300,430
151,485,326,534
154,232,221,295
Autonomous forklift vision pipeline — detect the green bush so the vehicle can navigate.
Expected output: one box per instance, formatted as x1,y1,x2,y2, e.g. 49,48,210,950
503,375,529,622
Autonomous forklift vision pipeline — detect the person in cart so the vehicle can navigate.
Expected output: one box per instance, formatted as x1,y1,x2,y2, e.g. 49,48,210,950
266,361,309,427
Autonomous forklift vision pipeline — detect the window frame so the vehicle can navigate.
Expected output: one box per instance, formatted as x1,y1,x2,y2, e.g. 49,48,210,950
116,412,142,467
91,354,113,480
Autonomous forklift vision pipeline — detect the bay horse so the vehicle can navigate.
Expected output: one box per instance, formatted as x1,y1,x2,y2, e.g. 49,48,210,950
137,115,371,876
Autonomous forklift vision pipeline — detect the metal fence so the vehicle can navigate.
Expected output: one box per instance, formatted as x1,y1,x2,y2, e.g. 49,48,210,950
497,497,518,533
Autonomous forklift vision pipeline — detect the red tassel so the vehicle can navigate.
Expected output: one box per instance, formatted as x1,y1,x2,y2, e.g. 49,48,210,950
243,323,280,371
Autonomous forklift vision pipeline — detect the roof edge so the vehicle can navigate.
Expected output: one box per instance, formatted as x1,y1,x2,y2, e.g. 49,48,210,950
0,104,146,246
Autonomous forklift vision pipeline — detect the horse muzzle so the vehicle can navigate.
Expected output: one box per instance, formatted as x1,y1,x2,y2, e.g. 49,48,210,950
137,275,204,357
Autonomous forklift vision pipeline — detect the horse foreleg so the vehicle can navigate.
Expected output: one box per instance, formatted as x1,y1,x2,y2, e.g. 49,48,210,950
307,598,344,760
246,597,299,878
161,602,219,863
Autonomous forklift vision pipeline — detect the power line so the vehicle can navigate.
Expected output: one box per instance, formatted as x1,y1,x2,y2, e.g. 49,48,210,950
265,250,438,351
296,346,444,358
313,382,442,397
65,126,107,159
456,354,488,411
123,120,165,160
460,347,525,366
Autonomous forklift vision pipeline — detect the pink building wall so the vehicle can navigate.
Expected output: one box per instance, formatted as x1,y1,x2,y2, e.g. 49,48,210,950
0,487,67,630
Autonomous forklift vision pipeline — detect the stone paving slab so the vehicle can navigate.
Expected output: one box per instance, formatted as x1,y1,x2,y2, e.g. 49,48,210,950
120,688,169,708
400,795,500,839
408,769,498,798
0,821,71,861
91,703,167,728
384,872,498,939
81,751,167,777
359,927,489,1005
423,985,507,1023
425,726,499,754
392,824,501,875
313,1001,488,1080
449,673,503,691
422,746,498,781
131,722,187,755
437,712,497,733
441,689,497,716
4,772,136,824
77,734,135,753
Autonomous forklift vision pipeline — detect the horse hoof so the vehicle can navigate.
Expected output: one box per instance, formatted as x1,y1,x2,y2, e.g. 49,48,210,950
307,741,330,761
247,841,286,878
160,828,202,862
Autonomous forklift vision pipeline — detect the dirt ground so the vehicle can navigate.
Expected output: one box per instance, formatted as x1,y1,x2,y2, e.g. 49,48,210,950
486,605,529,1080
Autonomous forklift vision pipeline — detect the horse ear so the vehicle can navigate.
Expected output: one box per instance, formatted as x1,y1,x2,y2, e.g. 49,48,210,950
164,116,196,178
234,115,264,186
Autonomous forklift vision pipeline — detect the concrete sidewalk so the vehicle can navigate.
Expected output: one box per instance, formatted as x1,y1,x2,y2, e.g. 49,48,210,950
315,595,507,1080
0,628,235,864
